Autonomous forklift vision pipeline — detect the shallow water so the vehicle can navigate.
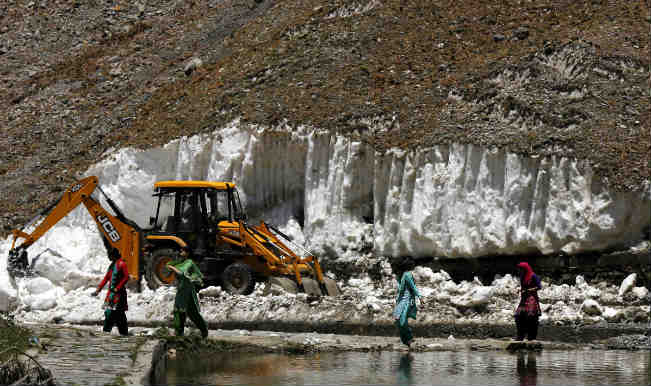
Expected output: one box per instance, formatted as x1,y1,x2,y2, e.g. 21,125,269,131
166,349,650,386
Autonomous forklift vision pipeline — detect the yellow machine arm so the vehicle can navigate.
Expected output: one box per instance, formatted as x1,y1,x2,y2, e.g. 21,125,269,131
237,220,326,289
8,176,141,281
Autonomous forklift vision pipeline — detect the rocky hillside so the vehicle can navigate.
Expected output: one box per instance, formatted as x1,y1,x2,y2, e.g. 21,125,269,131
1,0,649,235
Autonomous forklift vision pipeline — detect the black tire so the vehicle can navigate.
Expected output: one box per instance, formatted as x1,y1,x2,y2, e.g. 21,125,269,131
146,248,180,290
323,277,342,296
221,262,255,295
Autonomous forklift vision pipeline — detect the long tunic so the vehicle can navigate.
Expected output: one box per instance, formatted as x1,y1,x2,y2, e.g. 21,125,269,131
515,273,542,317
393,271,421,322
170,259,203,313
96,258,129,311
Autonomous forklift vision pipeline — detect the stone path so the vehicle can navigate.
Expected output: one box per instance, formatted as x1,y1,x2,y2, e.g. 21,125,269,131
26,324,156,386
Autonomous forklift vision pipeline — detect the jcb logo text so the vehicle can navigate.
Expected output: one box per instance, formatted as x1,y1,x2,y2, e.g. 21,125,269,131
98,215,121,242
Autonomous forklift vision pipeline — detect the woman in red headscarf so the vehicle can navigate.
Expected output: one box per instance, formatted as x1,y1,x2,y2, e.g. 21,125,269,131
514,262,542,341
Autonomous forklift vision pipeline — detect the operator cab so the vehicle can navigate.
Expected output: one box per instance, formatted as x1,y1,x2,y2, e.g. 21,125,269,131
149,181,245,258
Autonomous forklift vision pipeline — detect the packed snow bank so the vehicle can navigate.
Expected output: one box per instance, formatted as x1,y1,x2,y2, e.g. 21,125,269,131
1,123,649,323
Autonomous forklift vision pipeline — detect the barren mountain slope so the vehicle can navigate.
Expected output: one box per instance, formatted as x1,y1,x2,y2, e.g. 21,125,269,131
0,0,649,236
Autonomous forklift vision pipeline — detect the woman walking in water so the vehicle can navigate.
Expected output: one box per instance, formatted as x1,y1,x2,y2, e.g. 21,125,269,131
392,257,421,349
514,262,542,341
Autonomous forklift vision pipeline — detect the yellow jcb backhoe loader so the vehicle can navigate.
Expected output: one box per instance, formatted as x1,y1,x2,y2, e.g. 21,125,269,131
7,176,341,297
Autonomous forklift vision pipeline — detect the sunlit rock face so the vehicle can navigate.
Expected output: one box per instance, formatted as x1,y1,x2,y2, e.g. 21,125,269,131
8,121,647,269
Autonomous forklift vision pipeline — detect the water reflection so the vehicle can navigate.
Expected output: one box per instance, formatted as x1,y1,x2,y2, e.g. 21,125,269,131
396,354,414,385
516,352,537,386
166,348,650,386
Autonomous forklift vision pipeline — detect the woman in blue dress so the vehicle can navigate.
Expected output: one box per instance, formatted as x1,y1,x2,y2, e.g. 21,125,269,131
392,257,421,348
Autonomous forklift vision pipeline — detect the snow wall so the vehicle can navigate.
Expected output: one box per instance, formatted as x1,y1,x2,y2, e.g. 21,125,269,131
2,120,649,268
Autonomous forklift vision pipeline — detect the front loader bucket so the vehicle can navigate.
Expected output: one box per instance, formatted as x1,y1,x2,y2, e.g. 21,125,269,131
7,248,29,278
322,276,341,296
301,277,322,296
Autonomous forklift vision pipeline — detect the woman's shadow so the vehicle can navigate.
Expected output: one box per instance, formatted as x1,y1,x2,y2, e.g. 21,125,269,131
396,353,414,386
516,351,538,386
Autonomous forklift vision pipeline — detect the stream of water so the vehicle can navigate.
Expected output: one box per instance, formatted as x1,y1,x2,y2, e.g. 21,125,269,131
165,349,650,386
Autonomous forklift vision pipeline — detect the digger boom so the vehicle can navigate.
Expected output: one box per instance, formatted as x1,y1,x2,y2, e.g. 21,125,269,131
8,176,142,281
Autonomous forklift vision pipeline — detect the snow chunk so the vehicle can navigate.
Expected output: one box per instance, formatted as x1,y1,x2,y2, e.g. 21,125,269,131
581,299,602,316
618,273,637,296
25,277,55,295
365,295,382,313
199,286,223,297
20,278,62,311
31,250,82,287
348,276,372,288
451,286,494,308
602,306,620,322
413,267,451,285
632,286,649,300
491,274,519,296
63,271,103,292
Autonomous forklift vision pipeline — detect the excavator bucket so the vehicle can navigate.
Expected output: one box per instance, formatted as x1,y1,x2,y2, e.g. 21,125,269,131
7,247,29,277
253,222,342,296
322,277,341,296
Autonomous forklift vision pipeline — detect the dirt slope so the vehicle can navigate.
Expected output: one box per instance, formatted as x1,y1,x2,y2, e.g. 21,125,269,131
1,0,649,235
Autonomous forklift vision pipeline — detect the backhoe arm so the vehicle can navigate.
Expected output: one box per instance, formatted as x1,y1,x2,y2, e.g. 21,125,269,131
8,176,141,281
10,176,99,250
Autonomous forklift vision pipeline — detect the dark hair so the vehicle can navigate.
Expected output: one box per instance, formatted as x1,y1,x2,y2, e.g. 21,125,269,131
403,257,415,271
392,256,415,278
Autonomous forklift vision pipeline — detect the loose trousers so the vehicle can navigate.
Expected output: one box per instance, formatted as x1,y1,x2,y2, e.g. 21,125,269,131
173,303,208,338
396,312,414,346
103,309,128,336
515,313,539,341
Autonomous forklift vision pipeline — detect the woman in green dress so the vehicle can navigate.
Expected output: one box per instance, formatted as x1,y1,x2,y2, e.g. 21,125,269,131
167,257,209,338
392,257,421,348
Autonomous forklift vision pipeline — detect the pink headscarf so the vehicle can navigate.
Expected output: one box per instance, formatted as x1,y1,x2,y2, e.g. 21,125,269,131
517,262,534,284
